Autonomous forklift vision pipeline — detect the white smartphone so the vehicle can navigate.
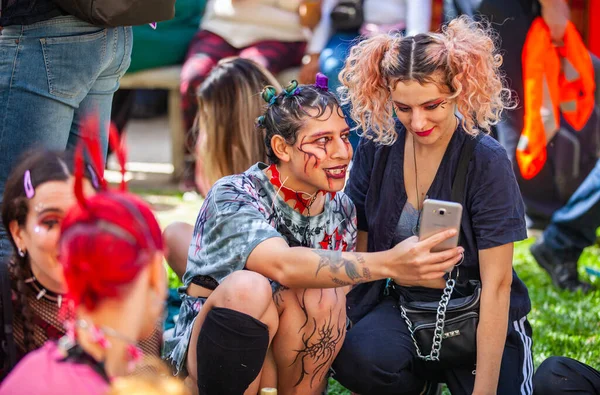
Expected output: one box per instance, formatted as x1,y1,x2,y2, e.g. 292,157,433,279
418,199,463,252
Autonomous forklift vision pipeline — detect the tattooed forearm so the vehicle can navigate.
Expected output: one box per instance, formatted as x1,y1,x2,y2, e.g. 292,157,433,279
292,309,345,388
331,277,352,287
313,250,369,284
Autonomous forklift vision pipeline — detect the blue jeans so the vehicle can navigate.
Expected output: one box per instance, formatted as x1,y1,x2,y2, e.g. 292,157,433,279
0,16,133,260
543,159,600,261
320,32,360,149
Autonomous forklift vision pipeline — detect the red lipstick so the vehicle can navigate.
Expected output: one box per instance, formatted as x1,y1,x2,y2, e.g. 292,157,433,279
415,127,434,137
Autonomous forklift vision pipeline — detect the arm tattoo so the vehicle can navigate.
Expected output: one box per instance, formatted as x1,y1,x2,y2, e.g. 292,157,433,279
330,277,352,287
313,250,369,284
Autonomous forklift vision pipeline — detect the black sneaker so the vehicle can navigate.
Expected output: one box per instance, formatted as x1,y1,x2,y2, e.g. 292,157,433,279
530,239,594,293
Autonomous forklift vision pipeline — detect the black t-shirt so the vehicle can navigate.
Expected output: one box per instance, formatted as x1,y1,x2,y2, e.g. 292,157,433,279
346,122,531,321
0,0,66,27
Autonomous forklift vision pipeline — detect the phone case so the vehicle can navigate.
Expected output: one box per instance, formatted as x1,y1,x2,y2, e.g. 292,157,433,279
418,199,463,252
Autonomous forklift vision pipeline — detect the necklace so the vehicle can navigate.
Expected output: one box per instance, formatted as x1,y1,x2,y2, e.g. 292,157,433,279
412,136,423,236
61,319,143,373
268,164,319,213
25,274,64,307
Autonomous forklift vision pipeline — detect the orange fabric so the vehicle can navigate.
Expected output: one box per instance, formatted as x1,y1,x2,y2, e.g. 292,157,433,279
589,0,599,57
518,17,596,180
559,22,595,130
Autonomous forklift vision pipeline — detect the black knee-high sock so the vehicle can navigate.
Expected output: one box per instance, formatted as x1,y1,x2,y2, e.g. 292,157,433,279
196,307,269,395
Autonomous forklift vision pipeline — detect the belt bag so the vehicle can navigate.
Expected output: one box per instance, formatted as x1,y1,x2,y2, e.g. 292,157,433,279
52,0,176,27
399,278,481,367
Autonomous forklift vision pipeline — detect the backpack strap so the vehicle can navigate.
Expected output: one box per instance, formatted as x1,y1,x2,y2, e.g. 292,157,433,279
0,260,17,376
451,134,483,203
451,133,483,250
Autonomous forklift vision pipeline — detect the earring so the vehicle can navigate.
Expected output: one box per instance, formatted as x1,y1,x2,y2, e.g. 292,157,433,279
18,248,26,257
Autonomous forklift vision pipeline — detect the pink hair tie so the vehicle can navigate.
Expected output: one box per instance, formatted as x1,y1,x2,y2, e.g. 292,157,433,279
24,170,35,199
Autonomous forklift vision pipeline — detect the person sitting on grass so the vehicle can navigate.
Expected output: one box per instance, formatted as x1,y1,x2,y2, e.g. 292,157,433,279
331,16,533,395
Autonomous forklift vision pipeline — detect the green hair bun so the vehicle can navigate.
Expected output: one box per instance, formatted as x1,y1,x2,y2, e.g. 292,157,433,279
261,86,278,104
284,80,299,94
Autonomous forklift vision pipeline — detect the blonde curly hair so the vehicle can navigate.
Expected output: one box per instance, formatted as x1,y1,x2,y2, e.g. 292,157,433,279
338,16,514,145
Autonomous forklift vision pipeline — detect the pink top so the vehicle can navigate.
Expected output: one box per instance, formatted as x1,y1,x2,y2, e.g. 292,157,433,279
0,342,109,395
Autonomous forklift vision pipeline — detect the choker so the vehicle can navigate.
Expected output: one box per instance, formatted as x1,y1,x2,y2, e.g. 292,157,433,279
25,275,64,308
268,164,322,212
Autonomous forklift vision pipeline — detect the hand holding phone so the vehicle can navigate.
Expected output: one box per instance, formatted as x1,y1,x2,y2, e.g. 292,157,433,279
418,199,463,253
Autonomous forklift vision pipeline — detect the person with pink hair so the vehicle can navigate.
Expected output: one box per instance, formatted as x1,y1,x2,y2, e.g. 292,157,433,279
331,16,533,394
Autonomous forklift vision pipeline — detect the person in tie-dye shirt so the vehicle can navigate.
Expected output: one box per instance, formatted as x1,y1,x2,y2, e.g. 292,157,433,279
164,75,463,395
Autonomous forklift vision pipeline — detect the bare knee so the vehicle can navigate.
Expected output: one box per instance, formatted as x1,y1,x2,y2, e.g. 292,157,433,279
163,222,193,280
217,271,275,318
297,288,346,321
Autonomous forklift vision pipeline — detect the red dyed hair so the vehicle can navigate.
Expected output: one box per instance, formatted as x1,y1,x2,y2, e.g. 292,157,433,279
59,117,163,311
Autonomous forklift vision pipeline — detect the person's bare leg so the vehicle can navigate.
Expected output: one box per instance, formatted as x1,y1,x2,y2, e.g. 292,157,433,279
272,287,347,395
186,271,279,393
163,222,193,280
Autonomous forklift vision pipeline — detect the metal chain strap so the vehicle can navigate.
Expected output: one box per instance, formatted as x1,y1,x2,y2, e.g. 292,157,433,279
399,276,457,362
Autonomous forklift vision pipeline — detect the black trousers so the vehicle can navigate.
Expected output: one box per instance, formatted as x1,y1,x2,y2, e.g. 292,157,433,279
534,357,600,395
332,297,534,395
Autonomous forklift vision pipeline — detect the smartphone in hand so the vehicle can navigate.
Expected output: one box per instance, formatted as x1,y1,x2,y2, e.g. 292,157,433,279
418,199,463,252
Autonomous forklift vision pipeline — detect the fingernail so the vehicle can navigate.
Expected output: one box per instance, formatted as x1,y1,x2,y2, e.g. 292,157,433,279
458,247,464,253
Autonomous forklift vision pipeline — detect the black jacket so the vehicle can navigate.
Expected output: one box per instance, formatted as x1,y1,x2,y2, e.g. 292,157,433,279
0,0,65,27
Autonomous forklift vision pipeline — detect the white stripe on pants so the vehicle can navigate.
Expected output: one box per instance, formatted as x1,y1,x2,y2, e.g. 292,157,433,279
513,316,533,394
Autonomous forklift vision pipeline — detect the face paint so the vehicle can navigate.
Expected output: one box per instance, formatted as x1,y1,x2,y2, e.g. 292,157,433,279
19,179,96,294
297,133,330,174
268,164,319,213
391,76,457,146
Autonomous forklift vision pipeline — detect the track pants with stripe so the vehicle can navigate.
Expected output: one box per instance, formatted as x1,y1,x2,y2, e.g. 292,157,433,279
333,296,534,395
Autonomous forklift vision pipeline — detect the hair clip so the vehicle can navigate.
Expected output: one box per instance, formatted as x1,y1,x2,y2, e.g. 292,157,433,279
256,115,266,128
87,164,99,189
24,170,35,199
314,73,329,91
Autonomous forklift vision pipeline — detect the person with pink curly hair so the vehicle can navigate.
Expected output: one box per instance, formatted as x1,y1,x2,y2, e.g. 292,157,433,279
331,16,533,394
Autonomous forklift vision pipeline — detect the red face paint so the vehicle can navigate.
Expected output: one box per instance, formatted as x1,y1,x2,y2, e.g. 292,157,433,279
268,164,321,212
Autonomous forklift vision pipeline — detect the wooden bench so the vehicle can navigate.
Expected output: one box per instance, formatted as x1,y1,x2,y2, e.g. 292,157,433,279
119,65,300,180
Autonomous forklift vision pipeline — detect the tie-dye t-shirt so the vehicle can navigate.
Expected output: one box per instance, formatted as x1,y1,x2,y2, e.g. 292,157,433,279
181,162,357,289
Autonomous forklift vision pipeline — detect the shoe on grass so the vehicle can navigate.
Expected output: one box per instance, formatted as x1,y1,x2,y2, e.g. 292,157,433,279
530,239,594,293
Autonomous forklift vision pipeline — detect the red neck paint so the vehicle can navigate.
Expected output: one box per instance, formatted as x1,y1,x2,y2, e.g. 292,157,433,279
268,164,335,213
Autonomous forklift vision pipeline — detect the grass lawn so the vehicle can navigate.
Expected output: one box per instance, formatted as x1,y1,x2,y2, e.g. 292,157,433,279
141,190,600,395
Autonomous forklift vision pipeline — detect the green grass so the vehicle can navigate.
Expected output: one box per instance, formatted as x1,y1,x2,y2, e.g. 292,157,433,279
140,191,600,394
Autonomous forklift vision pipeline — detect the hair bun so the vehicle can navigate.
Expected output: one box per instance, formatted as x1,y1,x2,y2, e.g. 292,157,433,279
261,86,278,105
284,80,299,94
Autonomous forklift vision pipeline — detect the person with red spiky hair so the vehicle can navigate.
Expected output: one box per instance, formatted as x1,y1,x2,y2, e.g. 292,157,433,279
0,118,166,393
